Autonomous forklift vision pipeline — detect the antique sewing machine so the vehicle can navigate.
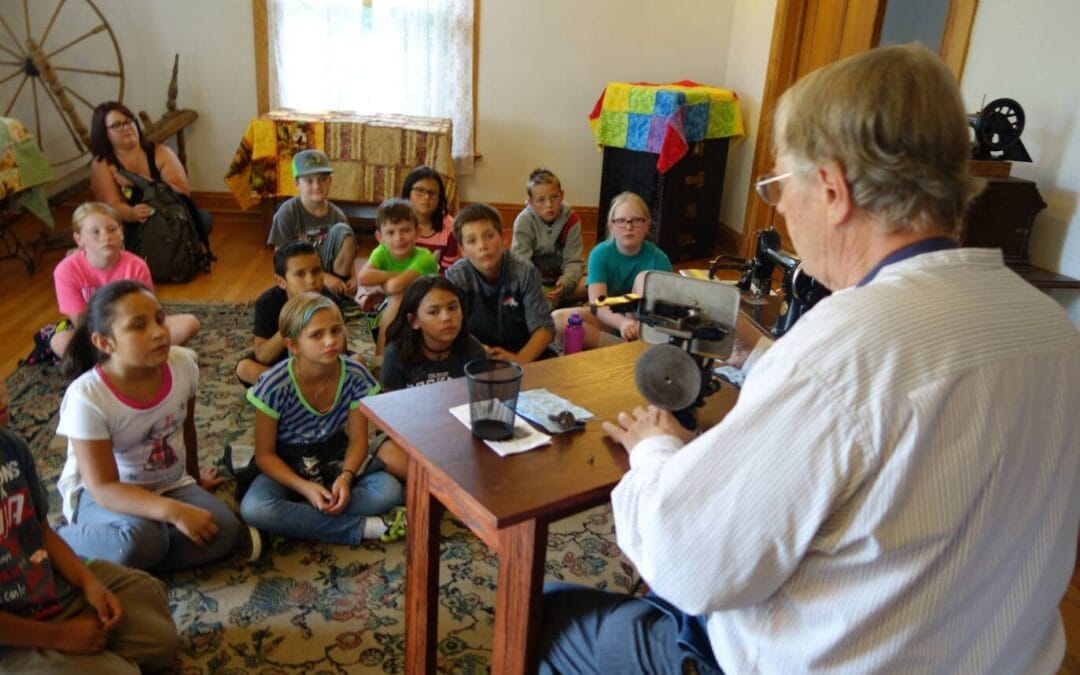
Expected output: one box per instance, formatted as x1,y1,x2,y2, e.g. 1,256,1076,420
591,271,740,430
707,226,830,337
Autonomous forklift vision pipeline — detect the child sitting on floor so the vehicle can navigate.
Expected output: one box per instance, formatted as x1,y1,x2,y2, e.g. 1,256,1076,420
552,191,672,350
55,280,243,572
240,292,405,545
356,198,438,356
235,240,337,386
402,166,458,273
50,202,200,358
511,167,586,306
373,276,488,477
446,203,555,363
266,149,358,299
0,379,178,673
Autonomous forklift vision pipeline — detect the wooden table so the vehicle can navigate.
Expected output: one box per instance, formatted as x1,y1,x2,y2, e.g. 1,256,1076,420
360,341,740,674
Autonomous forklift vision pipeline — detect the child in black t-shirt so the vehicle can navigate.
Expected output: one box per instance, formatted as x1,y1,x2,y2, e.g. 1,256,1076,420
235,241,331,385
375,276,486,476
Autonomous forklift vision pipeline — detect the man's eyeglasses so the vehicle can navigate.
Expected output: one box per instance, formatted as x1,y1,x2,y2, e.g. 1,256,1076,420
106,119,135,132
411,186,439,199
754,172,793,206
611,216,648,229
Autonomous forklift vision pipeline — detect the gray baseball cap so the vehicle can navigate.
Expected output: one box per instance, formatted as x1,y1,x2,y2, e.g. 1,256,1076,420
292,149,333,178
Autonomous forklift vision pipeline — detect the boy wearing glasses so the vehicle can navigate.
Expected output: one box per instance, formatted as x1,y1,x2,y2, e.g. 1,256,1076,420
267,149,358,300
552,191,671,350
510,168,586,306
446,204,555,363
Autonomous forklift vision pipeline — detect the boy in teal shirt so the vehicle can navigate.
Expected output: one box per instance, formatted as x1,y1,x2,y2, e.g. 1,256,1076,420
357,198,438,354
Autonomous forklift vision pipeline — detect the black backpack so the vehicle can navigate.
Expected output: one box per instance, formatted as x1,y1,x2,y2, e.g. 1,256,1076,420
119,169,210,283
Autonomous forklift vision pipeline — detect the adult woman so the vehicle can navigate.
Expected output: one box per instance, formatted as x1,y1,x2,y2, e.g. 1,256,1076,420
88,101,210,255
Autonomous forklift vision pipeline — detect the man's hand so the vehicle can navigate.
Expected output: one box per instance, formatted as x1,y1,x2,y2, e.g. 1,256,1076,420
602,405,695,451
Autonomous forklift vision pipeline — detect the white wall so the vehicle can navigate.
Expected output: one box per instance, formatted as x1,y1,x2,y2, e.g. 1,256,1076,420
718,0,779,235
32,1,776,237
462,0,737,211
961,0,1080,323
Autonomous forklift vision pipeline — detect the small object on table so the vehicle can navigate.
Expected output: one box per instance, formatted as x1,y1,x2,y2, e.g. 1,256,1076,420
447,403,551,457
515,388,595,433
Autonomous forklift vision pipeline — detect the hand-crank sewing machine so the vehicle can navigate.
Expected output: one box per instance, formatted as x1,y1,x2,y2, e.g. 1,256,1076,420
591,228,829,430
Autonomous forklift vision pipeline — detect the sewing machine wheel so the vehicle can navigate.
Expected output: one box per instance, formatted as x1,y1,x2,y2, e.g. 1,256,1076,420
634,343,702,411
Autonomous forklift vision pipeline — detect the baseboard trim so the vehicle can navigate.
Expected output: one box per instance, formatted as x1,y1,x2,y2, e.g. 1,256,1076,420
55,191,606,244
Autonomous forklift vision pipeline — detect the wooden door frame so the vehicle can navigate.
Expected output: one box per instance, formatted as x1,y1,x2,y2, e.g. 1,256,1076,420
738,0,979,257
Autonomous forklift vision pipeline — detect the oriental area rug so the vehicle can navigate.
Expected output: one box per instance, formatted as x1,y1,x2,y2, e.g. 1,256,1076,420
5,301,635,674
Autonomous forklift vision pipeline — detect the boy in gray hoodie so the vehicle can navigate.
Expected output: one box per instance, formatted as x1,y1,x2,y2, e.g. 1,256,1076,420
510,168,585,306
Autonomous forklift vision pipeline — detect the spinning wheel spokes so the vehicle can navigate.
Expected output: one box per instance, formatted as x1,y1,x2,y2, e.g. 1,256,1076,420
0,0,124,168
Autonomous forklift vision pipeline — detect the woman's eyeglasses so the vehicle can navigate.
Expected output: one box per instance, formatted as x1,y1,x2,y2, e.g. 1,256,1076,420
410,186,439,199
611,216,648,229
754,172,793,206
106,119,135,132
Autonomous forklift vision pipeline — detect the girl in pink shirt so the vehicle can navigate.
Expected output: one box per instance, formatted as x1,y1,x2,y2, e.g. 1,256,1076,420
50,202,200,357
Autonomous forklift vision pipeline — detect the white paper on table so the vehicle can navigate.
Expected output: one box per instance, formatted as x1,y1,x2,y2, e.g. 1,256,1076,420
448,403,552,457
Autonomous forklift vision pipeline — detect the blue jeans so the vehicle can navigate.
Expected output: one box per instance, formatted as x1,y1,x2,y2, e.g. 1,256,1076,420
57,483,242,573
239,471,402,545
538,582,724,675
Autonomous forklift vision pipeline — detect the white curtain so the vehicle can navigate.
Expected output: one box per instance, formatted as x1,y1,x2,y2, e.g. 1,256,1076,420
268,0,475,174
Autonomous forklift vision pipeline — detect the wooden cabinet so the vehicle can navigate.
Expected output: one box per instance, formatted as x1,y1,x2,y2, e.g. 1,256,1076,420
960,177,1080,289
598,139,730,262
960,177,1044,261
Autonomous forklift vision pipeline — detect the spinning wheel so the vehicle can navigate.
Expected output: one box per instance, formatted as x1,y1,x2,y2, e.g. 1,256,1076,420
0,0,124,169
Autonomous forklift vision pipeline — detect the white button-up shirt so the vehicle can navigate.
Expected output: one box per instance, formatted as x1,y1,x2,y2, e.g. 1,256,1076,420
613,249,1080,674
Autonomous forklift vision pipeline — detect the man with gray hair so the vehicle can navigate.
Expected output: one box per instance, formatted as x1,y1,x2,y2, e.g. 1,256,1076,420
539,44,1080,674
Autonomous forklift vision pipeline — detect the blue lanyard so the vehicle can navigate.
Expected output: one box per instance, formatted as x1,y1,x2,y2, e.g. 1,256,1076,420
857,237,958,287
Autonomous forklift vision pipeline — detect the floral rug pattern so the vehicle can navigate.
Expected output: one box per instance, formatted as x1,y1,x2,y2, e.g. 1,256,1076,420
5,302,633,673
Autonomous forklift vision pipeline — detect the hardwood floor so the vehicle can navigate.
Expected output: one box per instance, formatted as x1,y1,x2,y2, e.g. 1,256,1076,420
1,212,1077,671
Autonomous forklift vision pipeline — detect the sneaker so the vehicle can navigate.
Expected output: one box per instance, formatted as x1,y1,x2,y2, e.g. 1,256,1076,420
225,443,259,501
241,525,263,563
380,507,407,543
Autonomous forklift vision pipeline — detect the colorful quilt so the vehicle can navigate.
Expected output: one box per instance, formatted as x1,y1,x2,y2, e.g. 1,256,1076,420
0,117,54,228
588,81,744,174
224,111,456,210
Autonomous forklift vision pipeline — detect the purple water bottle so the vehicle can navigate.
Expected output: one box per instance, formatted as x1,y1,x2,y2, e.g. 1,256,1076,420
564,312,585,354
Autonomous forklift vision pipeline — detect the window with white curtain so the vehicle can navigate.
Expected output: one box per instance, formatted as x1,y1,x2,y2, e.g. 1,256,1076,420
267,0,475,174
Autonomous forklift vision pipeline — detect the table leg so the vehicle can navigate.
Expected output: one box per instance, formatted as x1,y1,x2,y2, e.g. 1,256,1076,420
405,459,444,675
491,518,549,675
